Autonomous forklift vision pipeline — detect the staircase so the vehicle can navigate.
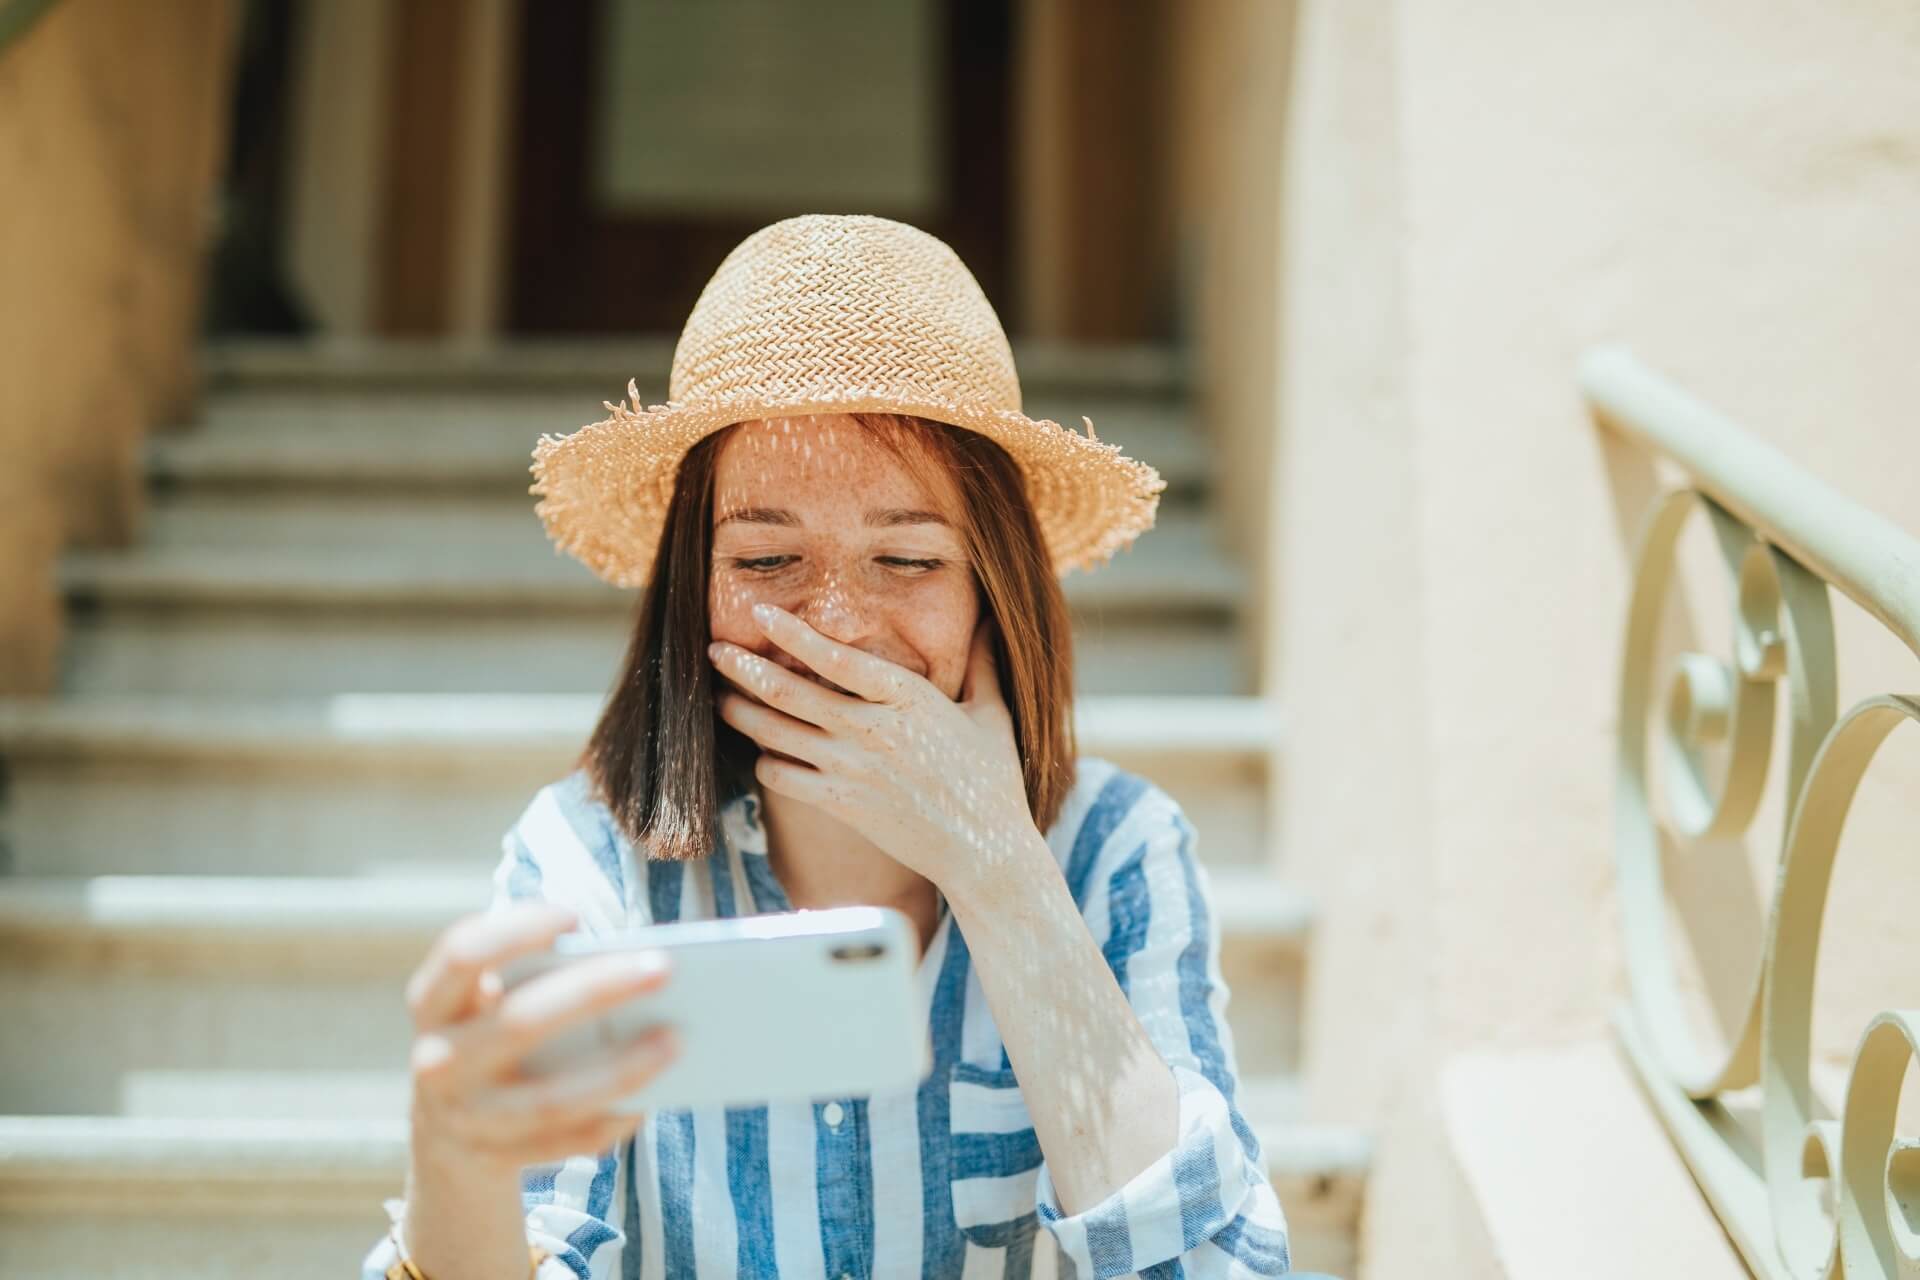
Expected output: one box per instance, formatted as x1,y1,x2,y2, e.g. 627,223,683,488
0,341,1370,1277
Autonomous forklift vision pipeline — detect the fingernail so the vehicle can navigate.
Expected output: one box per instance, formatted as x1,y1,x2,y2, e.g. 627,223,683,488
752,602,777,624
625,950,670,980
708,642,726,662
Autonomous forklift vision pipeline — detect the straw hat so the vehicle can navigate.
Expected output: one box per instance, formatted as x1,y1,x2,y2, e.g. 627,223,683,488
529,213,1165,588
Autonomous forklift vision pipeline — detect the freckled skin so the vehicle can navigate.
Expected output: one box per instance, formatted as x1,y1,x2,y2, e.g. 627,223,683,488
706,414,980,946
708,416,980,700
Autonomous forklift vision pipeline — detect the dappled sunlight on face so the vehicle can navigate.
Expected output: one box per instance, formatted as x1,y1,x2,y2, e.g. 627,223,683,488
708,416,981,701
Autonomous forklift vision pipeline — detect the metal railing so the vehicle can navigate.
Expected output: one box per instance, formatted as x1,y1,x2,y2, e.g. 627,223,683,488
1587,345,1920,1280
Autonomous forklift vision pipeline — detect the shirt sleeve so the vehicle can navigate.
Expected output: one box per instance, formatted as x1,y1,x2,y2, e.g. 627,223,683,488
1033,780,1293,1278
358,781,635,1280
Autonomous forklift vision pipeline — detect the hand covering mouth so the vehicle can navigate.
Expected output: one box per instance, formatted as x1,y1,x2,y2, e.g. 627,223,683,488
769,655,860,699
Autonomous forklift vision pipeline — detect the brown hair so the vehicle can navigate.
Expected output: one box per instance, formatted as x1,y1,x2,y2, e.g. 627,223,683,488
579,414,1078,862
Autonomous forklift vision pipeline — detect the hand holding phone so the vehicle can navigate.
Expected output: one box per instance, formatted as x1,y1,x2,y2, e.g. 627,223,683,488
497,905,929,1112
402,901,680,1177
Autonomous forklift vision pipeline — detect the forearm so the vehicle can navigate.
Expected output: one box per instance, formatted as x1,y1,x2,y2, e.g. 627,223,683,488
944,835,1179,1215
401,1125,539,1280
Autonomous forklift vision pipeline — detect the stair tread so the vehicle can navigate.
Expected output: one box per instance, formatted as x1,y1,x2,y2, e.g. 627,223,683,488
155,391,1212,496
0,1105,1365,1179
60,512,1242,613
1443,1038,1749,1278
198,337,1192,396
0,869,1311,943
0,692,1282,760
56,1068,1316,1124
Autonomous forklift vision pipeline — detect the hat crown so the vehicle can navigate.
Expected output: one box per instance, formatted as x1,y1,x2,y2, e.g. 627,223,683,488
667,214,1023,413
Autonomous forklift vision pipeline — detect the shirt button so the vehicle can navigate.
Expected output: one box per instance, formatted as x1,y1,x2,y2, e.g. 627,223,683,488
823,1101,845,1129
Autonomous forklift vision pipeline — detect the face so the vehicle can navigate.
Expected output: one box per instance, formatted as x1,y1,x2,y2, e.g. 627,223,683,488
708,415,982,700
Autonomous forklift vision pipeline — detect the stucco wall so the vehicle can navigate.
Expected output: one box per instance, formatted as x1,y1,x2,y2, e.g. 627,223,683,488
1267,1,1460,1271
1168,0,1294,689
0,0,238,692
1273,0,1920,1272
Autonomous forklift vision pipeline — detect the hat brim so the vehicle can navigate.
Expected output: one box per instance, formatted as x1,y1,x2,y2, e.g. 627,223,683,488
530,391,1166,589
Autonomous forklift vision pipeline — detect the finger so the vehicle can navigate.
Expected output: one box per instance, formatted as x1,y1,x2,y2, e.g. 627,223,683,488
754,752,856,813
708,641,863,729
469,1027,678,1140
450,948,671,1086
749,603,917,704
406,902,579,1032
474,968,505,1018
716,690,840,767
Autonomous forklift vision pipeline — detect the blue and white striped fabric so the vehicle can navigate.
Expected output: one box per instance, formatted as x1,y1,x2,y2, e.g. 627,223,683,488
362,756,1293,1279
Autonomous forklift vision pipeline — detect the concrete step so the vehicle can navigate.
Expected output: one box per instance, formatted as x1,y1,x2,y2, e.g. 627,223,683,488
68,507,1239,614
1442,1039,1749,1279
153,386,1213,507
61,610,1247,699
0,693,1279,878
135,492,1228,578
57,606,1246,698
0,1116,403,1280
6,1068,1313,1132
57,506,1246,697
198,336,1192,398
0,867,1308,1115
0,1112,1364,1279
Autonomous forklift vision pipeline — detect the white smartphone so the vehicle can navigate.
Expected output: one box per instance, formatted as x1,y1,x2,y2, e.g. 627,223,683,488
494,905,928,1111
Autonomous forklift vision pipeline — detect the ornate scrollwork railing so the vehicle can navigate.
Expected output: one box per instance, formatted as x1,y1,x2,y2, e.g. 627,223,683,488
1586,346,1920,1280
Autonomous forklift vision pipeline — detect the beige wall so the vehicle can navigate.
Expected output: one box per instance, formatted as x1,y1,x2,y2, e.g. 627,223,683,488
1272,0,1920,1272
0,0,238,693
1266,1,1456,1270
1168,0,1294,689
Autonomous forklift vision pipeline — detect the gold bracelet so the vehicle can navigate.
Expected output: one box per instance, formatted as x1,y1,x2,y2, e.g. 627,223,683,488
385,1223,551,1279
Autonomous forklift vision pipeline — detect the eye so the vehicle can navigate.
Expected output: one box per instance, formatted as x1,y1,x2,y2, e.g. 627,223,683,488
721,556,948,575
729,555,798,573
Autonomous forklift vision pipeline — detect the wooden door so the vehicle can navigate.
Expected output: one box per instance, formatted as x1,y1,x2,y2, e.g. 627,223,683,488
507,0,1014,336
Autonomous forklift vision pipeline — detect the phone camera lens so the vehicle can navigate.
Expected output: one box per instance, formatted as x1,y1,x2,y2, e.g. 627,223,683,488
830,942,886,962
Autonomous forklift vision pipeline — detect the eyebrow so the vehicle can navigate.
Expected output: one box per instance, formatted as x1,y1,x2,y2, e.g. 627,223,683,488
714,506,951,529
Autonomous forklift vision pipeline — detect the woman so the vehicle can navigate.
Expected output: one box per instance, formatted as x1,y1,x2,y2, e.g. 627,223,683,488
364,215,1296,1279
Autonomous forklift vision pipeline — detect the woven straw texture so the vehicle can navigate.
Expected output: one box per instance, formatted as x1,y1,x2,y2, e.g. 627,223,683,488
530,213,1165,588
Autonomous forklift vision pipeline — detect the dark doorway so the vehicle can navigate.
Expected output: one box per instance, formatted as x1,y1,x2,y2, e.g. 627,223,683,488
507,0,1015,336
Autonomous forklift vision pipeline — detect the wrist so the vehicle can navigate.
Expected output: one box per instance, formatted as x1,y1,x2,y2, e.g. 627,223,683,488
942,826,1058,928
399,1127,537,1280
408,1106,523,1195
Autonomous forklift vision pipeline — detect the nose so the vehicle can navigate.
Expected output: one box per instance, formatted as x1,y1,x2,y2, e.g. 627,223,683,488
793,566,879,647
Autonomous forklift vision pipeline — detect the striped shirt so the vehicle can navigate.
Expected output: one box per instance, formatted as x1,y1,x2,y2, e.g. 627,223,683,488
362,756,1292,1279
